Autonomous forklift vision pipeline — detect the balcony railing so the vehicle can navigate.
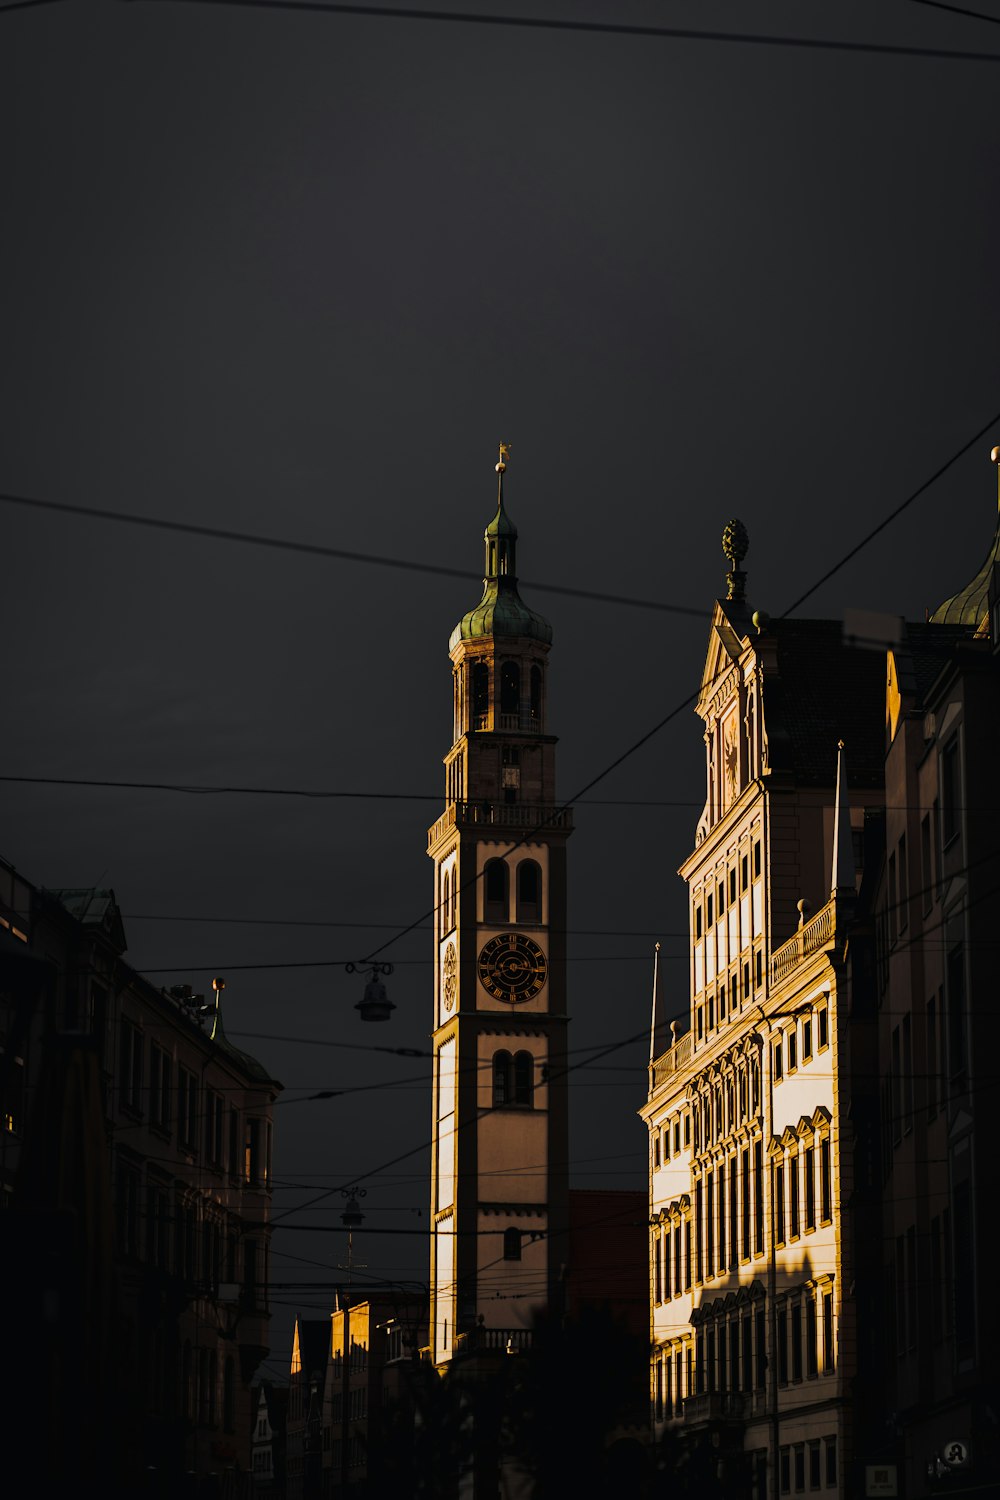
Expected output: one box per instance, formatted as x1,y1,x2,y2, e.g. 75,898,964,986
428,801,573,849
682,1392,750,1424
651,1029,693,1088
454,1326,532,1355
471,711,542,734
769,898,838,987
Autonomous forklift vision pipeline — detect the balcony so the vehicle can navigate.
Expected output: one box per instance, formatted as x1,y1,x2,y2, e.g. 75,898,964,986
651,1029,693,1089
769,898,839,988
428,801,573,849
682,1391,750,1424
455,1326,532,1355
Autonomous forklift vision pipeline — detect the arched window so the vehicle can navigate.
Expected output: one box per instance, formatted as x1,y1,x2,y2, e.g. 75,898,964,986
472,662,489,726
513,1052,533,1107
516,860,541,923
493,1051,512,1106
503,1227,522,1261
442,870,451,932
484,859,509,924
530,664,543,724
500,661,520,719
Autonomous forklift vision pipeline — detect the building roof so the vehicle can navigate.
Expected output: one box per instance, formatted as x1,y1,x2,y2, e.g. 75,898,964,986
449,470,552,649
929,472,1000,626
47,887,127,953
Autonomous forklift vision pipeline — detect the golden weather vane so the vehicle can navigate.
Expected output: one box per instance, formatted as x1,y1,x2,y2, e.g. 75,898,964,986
496,440,511,472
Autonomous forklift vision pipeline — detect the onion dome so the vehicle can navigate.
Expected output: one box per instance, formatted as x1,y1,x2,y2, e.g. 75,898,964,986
929,448,1000,628
449,446,553,649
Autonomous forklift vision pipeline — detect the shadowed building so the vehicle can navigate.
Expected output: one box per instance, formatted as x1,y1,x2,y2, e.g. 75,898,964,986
1,866,280,1499
871,453,1000,1498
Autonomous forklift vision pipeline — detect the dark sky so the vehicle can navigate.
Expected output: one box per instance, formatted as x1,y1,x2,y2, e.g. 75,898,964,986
4,0,1000,1377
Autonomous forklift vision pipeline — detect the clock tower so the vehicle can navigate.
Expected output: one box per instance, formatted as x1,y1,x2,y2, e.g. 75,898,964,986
427,448,571,1367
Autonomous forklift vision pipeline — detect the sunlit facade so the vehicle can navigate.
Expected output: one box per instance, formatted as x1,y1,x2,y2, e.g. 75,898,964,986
641,533,885,1497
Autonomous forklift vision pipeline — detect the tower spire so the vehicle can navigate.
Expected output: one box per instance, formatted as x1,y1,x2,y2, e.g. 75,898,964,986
831,740,856,898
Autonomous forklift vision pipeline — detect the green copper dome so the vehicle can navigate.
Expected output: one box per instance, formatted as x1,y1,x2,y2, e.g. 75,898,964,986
929,458,1000,627
449,468,553,650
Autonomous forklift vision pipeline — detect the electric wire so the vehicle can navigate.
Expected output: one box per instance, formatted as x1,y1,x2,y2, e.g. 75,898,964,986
127,0,1000,66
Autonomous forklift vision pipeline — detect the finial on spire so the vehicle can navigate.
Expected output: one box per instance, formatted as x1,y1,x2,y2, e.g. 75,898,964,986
496,440,511,474
722,518,749,602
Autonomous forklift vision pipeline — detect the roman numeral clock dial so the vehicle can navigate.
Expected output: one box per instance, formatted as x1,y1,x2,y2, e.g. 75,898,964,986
477,932,547,1004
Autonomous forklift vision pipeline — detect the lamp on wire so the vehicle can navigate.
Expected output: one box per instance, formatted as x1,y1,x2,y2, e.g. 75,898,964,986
346,960,396,1022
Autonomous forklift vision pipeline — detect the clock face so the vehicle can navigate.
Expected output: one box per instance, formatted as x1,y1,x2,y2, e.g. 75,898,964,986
442,941,458,1012
477,933,547,1004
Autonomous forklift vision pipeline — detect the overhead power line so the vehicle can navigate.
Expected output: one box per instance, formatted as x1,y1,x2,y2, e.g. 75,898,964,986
129,0,1000,65
0,488,704,619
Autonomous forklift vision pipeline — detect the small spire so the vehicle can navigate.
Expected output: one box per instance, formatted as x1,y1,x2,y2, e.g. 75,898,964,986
831,741,856,898
722,518,749,602
648,941,663,1066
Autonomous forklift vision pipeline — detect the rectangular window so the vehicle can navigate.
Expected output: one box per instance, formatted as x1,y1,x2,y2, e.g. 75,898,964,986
926,997,938,1121
789,1154,800,1240
898,833,908,932
824,1438,837,1488
794,1443,805,1493
695,905,703,939
817,1006,828,1050
780,1448,791,1495
149,1044,172,1133
664,1226,671,1298
741,1149,751,1259
806,1292,818,1377
787,1027,797,1072
177,1067,198,1151
822,1290,834,1371
902,1013,913,1133
205,1090,224,1167
674,1120,681,1154
120,1018,144,1113
804,1144,815,1229
753,840,761,878
888,852,898,943
820,1138,832,1222
947,937,968,1084
663,1124,671,1162
674,1223,682,1296
684,1220,692,1290
741,853,749,890
774,1163,786,1247
802,1018,812,1061
228,1108,240,1178
773,1038,783,1082
653,1233,662,1303
754,1141,764,1255
921,812,933,915
777,1307,788,1385
791,1302,803,1381
808,1440,821,1491
941,735,960,845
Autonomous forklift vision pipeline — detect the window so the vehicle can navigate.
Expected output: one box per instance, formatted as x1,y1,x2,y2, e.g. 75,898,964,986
228,1108,240,1178
808,1440,821,1491
500,660,520,718
888,851,897,943
789,1153,800,1239
793,1444,805,1493
773,1039,783,1082
777,1307,788,1385
779,1447,791,1495
484,859,509,924
471,661,489,725
513,1051,533,1106
149,1044,172,1133
822,1289,834,1371
205,1089,224,1167
817,1006,828,1050
442,870,452,931
802,1018,812,1061
503,1227,522,1261
819,1138,832,1221
824,1438,837,1488
787,1028,797,1071
898,834,908,932
804,1144,815,1230
927,997,938,1121
516,860,541,923
941,735,960,845
774,1162,786,1247
806,1292,817,1376
729,869,737,904
120,1018,144,1113
695,903,703,939
178,1067,198,1151
791,1301,803,1381
530,664,542,723
921,812,934,914
753,840,762,878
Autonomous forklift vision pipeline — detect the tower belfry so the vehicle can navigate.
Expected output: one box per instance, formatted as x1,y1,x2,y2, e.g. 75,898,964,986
428,448,571,1368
